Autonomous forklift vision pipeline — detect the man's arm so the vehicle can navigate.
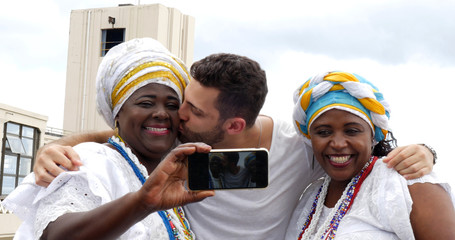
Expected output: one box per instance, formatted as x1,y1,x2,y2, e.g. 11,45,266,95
35,141,436,187
34,130,113,186
383,144,435,179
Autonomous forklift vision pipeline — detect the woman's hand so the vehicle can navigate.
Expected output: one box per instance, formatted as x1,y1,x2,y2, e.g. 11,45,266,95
137,142,215,213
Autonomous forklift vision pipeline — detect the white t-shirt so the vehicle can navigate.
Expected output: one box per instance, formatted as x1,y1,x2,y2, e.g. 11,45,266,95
285,159,455,240
223,166,251,188
184,118,324,240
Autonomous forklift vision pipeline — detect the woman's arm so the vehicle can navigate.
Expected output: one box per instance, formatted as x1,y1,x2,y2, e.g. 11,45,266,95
40,142,214,240
41,192,148,240
409,183,455,239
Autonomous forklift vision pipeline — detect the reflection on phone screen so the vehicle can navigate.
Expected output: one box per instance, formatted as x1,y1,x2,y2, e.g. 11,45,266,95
188,150,268,190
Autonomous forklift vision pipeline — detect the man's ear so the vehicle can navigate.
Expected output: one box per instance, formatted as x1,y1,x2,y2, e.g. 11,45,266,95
223,117,246,135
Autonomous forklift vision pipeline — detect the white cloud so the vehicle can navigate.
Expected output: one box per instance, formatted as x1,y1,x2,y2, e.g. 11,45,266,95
0,1,68,78
0,59,66,127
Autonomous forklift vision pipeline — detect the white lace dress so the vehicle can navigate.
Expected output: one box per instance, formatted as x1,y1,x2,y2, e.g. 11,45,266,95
3,141,194,240
285,159,455,240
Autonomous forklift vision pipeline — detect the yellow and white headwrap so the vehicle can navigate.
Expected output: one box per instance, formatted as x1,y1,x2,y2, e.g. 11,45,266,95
96,38,190,128
293,71,391,146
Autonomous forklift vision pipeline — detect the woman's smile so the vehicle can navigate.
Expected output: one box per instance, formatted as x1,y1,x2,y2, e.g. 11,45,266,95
145,125,171,136
327,154,353,167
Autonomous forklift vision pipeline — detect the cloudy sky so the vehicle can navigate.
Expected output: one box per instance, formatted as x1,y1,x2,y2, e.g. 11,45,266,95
1,0,454,185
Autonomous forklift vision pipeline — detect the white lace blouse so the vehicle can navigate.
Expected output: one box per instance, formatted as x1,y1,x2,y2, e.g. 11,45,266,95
3,142,193,240
285,159,455,240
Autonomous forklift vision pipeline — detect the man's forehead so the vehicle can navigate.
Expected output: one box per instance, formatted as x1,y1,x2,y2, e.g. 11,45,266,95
185,80,219,108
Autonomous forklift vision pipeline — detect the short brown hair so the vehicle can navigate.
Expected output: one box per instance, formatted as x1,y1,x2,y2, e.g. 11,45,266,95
190,53,268,127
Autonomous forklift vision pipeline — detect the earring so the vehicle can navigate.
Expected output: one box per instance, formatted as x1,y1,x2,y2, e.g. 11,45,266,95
371,139,376,154
312,155,315,170
114,120,119,137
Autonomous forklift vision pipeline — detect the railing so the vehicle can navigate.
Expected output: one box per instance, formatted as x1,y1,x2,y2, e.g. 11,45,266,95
0,200,12,214
45,127,73,138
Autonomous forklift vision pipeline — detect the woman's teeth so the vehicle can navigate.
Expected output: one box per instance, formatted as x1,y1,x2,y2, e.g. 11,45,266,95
330,155,350,164
146,127,167,132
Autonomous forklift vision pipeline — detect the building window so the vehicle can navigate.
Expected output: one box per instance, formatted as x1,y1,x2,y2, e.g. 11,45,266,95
101,28,125,56
1,122,39,197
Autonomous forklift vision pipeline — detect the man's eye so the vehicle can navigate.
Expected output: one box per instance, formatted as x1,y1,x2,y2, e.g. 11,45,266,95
191,107,203,117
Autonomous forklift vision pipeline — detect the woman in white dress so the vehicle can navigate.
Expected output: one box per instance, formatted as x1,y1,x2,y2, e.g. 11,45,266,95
286,71,455,239
3,38,214,240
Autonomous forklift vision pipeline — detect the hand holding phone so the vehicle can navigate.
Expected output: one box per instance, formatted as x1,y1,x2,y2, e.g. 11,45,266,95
188,148,269,190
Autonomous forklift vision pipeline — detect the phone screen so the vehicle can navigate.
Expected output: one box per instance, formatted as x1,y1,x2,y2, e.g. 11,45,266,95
188,149,269,190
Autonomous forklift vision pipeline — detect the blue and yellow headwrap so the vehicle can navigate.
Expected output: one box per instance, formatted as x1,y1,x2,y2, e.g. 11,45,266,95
292,71,391,146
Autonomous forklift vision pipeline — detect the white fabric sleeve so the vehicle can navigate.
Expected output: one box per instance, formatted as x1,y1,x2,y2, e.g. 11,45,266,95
34,173,102,239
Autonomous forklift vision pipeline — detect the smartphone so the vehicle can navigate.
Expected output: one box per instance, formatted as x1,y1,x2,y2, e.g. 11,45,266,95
187,148,269,190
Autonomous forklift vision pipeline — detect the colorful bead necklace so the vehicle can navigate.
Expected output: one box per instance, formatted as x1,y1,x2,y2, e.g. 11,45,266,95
173,207,193,239
108,136,193,240
298,156,378,240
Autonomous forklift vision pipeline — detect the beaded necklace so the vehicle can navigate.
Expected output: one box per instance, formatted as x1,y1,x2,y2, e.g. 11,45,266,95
108,136,193,240
298,156,378,240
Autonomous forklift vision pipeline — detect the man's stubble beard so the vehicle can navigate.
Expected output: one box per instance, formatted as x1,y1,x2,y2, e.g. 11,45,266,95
178,122,225,146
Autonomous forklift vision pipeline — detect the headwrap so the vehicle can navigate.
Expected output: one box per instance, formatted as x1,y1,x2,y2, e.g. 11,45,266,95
96,38,190,128
210,153,226,162
293,71,391,146
244,152,257,167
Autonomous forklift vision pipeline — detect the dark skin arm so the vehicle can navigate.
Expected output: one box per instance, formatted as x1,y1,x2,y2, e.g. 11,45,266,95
40,143,214,240
42,192,146,240
409,183,455,239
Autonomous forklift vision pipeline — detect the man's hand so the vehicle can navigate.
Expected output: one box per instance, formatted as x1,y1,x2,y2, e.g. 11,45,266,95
33,130,112,187
34,144,82,187
383,144,434,180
